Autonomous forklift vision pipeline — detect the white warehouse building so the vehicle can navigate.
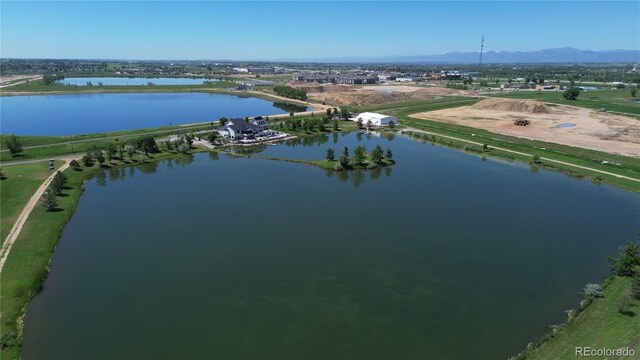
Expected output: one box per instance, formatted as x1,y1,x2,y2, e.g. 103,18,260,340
353,112,399,127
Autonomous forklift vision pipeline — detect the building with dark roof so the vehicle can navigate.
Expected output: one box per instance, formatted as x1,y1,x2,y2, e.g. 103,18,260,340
218,118,269,140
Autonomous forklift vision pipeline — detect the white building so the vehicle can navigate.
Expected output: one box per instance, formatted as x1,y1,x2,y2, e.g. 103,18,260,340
219,118,270,140
352,112,399,127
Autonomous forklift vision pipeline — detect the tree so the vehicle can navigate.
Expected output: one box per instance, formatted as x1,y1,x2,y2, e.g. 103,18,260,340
563,87,581,101
353,145,366,164
356,118,363,129
339,155,349,168
371,144,384,163
326,108,332,116
607,242,640,277
70,159,80,170
40,188,58,211
531,154,541,164
631,87,638,98
82,153,93,167
96,151,105,166
342,146,349,158
127,146,135,160
0,168,5,180
219,117,228,127
326,148,335,161
105,143,117,163
5,135,23,156
340,107,351,120
332,119,339,131
385,148,393,160
388,121,395,130
51,171,67,195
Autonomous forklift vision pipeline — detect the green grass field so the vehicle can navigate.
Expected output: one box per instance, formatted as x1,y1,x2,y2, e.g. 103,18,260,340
490,89,640,117
0,161,63,244
523,276,639,360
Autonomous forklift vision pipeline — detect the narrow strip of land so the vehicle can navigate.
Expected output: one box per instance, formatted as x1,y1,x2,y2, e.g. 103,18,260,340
400,125,640,182
0,160,71,272
0,76,43,88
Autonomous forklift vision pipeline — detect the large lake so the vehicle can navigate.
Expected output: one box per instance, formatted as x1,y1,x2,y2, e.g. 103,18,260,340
0,93,309,136
22,133,639,359
58,77,215,86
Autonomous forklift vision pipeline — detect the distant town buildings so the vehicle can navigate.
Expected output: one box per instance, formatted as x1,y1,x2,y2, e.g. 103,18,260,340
335,75,377,84
248,66,275,74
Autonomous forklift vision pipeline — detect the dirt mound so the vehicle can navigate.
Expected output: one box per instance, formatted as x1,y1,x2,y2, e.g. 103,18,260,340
471,98,551,114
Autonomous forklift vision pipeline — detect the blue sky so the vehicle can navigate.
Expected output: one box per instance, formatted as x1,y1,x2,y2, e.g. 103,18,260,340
1,1,638,60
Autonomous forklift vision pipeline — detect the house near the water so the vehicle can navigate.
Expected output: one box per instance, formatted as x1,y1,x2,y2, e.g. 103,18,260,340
351,112,399,127
219,118,271,140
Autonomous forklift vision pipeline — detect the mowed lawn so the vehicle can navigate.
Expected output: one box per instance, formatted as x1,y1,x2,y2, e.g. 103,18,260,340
529,276,640,360
0,161,62,244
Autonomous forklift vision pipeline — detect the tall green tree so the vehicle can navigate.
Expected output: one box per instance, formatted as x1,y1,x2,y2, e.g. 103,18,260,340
326,148,335,161
40,188,58,211
5,135,23,156
96,151,106,166
608,242,640,277
371,145,384,163
385,148,393,160
353,145,366,164
563,87,581,101
342,146,349,158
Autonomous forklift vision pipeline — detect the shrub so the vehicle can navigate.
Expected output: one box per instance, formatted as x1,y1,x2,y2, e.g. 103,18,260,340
82,153,93,167
583,283,604,298
0,333,18,349
563,87,581,100
69,159,80,170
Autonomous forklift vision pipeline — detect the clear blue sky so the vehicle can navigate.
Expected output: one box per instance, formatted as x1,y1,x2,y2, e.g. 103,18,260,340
1,1,638,60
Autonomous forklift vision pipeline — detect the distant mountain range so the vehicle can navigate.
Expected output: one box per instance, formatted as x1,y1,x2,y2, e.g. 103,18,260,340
294,48,640,64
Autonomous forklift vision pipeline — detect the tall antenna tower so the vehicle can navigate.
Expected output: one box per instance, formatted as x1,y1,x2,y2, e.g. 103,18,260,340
479,35,485,67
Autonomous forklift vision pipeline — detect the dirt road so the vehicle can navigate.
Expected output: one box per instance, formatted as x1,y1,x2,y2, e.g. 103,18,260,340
0,160,71,272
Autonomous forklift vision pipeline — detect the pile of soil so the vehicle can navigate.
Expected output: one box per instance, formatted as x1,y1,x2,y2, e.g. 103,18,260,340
471,98,551,114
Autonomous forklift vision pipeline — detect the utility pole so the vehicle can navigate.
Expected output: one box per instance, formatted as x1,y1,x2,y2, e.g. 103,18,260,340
479,35,485,67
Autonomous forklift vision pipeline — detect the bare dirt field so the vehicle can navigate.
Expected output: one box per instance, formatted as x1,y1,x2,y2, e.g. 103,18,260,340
289,82,464,106
411,98,640,158
0,74,42,88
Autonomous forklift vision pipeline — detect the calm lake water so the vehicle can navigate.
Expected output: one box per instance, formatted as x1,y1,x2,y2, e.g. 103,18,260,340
23,133,639,359
0,93,310,136
58,77,215,86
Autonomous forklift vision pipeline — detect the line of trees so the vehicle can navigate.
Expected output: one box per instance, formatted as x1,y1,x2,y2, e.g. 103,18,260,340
273,85,307,101
40,171,68,211
327,144,393,169
81,135,160,167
